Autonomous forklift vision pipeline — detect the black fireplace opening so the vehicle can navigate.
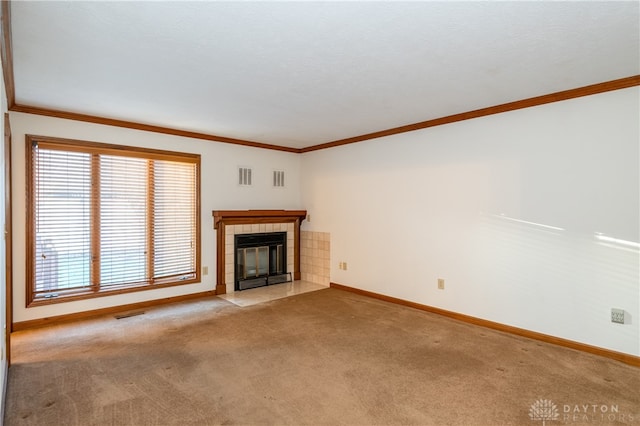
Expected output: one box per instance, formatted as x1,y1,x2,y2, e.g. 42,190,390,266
234,232,291,291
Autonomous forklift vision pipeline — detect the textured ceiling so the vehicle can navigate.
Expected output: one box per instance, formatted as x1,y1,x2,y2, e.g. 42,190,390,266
10,1,640,149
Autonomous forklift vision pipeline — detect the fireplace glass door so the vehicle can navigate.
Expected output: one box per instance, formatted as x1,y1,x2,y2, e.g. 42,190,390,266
234,232,290,291
237,246,269,279
271,244,283,275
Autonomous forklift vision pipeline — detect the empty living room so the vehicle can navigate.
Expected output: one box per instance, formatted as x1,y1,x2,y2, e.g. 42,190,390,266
0,1,638,425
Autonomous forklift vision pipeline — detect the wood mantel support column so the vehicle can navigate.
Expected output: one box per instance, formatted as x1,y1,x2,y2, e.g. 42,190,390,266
215,221,226,295
212,210,307,295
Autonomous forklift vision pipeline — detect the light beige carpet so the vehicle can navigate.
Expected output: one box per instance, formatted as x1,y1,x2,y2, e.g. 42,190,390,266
5,288,640,425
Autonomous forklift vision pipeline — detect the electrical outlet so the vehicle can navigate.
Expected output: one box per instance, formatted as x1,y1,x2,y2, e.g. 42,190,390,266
343,262,347,271
338,262,343,270
202,266,209,276
437,278,445,290
307,214,311,222
611,308,625,324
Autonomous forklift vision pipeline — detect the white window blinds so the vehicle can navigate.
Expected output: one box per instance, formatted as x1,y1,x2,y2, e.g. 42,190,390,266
99,155,149,288
152,160,198,281
33,149,92,295
28,136,200,304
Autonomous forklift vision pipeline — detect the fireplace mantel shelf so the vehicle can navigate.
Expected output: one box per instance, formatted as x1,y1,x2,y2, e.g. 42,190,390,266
212,210,307,294
212,210,307,229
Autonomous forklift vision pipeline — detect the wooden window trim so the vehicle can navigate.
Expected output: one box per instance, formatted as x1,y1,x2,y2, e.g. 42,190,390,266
25,134,201,307
90,153,101,292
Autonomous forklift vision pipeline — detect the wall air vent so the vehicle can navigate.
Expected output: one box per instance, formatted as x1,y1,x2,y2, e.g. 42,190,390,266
238,167,252,186
273,170,285,188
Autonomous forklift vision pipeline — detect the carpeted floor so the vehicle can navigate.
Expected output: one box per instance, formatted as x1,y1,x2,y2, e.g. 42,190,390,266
4,288,640,425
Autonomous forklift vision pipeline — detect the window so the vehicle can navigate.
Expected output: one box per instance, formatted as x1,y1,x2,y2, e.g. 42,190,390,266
26,135,201,306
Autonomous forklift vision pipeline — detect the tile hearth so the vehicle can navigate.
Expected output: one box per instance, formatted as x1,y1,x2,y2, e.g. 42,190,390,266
218,280,328,307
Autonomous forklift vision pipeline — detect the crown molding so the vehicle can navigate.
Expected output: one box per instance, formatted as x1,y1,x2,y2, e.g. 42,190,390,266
11,75,639,154
301,75,640,153
10,104,301,153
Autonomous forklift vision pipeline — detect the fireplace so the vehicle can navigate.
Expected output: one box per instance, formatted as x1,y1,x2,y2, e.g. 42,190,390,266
212,210,307,295
235,232,291,291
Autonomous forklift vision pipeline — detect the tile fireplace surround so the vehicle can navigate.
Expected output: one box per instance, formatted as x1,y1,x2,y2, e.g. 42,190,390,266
212,210,307,294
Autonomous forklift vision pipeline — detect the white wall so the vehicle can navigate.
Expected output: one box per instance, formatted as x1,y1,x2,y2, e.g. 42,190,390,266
301,87,640,356
10,112,302,323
